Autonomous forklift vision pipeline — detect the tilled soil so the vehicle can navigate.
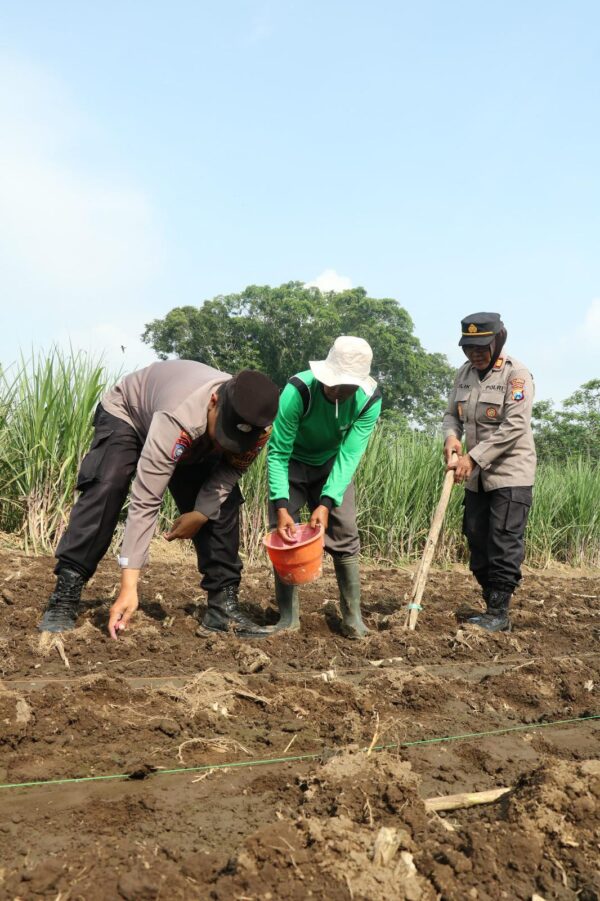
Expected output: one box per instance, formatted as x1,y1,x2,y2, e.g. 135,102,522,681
0,544,599,900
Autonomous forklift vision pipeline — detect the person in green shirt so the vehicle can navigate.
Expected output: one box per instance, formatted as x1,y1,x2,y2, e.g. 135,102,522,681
267,336,382,639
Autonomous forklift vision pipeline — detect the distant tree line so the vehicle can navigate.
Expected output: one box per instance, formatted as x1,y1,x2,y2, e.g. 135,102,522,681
532,379,600,463
142,282,454,431
142,282,599,452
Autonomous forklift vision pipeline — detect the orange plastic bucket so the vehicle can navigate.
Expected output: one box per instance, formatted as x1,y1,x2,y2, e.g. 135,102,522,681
263,524,324,585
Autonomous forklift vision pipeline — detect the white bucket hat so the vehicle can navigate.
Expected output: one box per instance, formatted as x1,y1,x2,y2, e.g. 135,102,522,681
310,336,377,396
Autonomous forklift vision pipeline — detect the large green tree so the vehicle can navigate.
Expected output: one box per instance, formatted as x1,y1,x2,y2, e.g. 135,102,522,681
142,282,454,428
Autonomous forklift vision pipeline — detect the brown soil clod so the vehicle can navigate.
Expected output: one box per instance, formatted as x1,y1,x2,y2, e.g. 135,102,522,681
36,631,70,668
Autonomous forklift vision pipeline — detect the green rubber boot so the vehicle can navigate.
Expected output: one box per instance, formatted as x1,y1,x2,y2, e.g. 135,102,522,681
269,570,300,633
334,556,369,639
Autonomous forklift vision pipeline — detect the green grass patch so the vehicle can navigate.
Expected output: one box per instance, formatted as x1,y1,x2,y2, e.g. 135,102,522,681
1,349,598,568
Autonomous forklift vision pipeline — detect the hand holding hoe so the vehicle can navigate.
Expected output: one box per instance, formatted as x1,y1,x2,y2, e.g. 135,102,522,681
404,451,458,631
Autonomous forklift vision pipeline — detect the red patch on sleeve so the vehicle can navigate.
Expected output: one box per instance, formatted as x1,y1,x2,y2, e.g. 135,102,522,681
171,429,193,462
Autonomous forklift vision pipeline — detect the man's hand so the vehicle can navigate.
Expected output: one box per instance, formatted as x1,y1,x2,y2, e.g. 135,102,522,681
108,569,140,639
453,453,475,484
309,504,329,532
276,508,298,542
444,436,462,466
164,511,208,541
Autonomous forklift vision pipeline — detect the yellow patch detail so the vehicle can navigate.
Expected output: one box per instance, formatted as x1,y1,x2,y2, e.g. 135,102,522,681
486,407,498,419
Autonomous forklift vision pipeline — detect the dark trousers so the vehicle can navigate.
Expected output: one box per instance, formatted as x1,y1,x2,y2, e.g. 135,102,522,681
463,485,533,594
55,405,242,593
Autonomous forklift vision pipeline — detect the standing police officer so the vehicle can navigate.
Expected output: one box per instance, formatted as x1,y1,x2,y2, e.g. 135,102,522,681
442,313,536,631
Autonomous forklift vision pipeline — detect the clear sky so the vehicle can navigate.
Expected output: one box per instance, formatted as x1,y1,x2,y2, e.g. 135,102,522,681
1,1,598,404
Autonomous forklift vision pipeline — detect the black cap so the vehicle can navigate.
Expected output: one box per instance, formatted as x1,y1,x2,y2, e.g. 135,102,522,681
215,370,279,453
458,312,504,347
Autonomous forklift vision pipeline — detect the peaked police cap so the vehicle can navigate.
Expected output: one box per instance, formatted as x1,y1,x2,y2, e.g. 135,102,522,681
458,312,504,347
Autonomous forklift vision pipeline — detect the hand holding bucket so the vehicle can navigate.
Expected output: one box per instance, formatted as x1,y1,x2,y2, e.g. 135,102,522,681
263,523,325,585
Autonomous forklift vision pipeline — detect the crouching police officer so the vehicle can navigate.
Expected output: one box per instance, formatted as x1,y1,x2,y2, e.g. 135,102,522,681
442,313,536,631
38,361,279,640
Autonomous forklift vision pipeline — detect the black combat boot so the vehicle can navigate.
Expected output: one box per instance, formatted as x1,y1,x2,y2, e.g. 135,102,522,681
467,589,512,632
38,568,86,632
201,585,272,639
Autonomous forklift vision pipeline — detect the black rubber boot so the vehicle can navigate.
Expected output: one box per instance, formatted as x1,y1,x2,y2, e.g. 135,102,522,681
269,570,300,633
467,589,512,632
201,586,272,639
38,568,85,632
334,556,369,639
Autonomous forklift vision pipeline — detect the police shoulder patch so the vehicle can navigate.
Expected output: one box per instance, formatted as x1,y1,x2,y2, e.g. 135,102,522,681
493,357,504,371
509,378,525,402
171,429,192,462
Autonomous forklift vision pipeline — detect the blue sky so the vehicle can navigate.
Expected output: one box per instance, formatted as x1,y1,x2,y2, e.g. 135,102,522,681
1,1,598,404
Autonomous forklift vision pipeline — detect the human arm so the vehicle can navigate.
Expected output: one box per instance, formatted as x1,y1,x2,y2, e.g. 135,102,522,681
118,412,189,569
452,451,475,483
444,435,463,465
267,384,303,508
442,378,464,450
319,397,382,506
442,376,467,479
308,505,329,531
108,568,141,639
164,511,208,540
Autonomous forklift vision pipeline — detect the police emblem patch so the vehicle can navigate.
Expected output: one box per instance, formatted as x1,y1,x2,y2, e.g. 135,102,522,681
486,407,498,419
510,378,525,402
171,429,192,462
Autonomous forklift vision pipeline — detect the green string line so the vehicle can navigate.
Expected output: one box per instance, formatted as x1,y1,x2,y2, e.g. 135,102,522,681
1,713,598,792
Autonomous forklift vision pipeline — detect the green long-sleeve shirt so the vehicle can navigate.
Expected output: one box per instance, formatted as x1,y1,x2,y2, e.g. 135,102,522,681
267,371,382,507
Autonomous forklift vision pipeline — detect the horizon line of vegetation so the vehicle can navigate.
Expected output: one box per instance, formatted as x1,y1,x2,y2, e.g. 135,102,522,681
0,348,598,569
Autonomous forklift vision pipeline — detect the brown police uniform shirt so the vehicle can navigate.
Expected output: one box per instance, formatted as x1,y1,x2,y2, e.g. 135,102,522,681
101,360,268,569
442,353,536,492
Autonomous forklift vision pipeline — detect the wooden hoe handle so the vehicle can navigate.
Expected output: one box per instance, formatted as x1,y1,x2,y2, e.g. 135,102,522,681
404,452,458,631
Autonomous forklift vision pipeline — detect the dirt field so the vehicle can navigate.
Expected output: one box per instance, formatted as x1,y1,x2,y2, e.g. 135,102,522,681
1,542,599,901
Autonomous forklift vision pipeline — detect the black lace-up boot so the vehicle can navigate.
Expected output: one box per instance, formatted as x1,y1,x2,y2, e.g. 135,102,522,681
201,585,272,639
467,589,512,632
38,568,86,632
